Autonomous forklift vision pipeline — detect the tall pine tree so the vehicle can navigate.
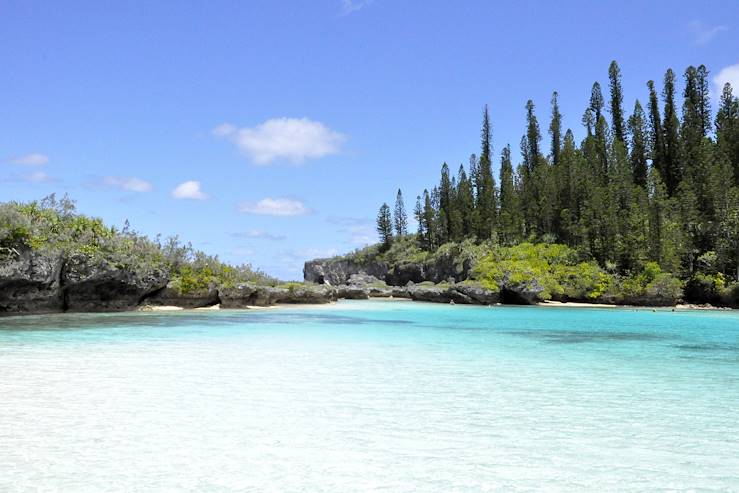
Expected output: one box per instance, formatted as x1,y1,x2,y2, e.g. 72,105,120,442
475,106,496,239
608,60,626,144
393,189,408,236
549,91,562,166
376,203,393,249
627,100,649,188
662,68,682,195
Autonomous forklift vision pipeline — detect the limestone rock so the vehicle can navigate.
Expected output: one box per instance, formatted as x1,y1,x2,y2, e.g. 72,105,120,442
146,282,220,308
0,248,64,314
62,255,168,312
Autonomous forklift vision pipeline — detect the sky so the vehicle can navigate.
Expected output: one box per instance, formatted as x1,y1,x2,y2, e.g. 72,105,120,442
2,0,738,279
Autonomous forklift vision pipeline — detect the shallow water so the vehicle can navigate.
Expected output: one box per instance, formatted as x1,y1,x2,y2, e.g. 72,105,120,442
1,301,738,491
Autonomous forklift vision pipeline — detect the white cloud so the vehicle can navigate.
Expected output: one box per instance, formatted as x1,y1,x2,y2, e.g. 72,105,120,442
232,229,287,241
346,224,376,245
714,63,739,97
172,180,208,200
97,176,153,193
5,153,49,166
294,247,339,259
688,20,728,45
341,0,373,15
327,215,377,245
231,247,256,257
212,123,237,137
17,171,57,183
214,118,345,165
277,248,339,265
239,198,309,216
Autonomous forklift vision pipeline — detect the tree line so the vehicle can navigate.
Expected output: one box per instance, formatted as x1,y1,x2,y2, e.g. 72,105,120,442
377,61,739,282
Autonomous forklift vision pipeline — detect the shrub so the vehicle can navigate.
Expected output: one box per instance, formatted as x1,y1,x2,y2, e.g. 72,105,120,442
721,282,739,307
473,243,607,300
645,273,684,303
0,196,280,289
684,273,725,304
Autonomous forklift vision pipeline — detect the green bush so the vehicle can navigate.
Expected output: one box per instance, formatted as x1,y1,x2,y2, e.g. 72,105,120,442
721,282,739,307
0,195,279,289
473,243,609,300
684,273,726,304
613,262,683,305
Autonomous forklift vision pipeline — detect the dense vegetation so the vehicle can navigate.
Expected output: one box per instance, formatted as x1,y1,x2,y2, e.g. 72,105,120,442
0,195,278,292
375,61,739,305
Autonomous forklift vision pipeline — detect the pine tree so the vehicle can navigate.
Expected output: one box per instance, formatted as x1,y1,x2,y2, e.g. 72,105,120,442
682,66,704,162
594,114,610,184
422,189,436,250
716,83,739,186
662,68,682,195
608,61,626,144
524,99,541,169
582,108,594,138
590,82,605,124
647,80,666,184
475,106,496,239
522,100,543,236
556,129,580,243
455,164,475,238
627,100,649,188
414,195,424,240
393,189,408,236
498,145,520,244
438,163,454,243
376,203,393,249
697,65,712,136
549,91,562,166
588,81,610,184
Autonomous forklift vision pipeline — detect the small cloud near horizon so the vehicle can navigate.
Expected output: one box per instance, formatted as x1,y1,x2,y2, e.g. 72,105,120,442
274,247,340,274
172,180,208,200
4,170,58,184
714,63,739,99
688,20,728,45
231,229,287,241
327,215,376,245
213,118,345,165
4,153,49,166
91,176,153,193
239,198,310,216
341,0,373,15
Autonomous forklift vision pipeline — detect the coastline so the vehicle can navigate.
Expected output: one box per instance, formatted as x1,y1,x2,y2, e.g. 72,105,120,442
135,297,736,314
3,296,734,320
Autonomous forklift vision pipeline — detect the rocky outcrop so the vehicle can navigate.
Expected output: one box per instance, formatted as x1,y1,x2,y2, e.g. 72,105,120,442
146,283,221,308
335,285,370,299
451,283,500,305
304,258,388,286
404,283,500,305
406,285,455,303
62,255,168,312
220,283,336,308
0,248,64,313
277,284,336,304
0,249,170,314
304,254,472,287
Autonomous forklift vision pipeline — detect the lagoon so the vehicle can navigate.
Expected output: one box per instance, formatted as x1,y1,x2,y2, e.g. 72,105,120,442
1,301,738,491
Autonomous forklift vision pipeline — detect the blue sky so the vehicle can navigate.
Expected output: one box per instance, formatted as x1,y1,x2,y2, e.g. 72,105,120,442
2,0,738,279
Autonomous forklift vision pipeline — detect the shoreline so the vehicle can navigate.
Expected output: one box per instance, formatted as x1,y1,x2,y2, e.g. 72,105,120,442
3,298,734,319
137,297,736,314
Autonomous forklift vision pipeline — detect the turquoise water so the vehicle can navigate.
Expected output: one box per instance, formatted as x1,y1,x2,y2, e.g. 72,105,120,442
1,301,738,491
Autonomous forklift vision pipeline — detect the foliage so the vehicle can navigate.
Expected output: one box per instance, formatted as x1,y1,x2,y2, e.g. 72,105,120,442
0,195,278,292
473,243,612,300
